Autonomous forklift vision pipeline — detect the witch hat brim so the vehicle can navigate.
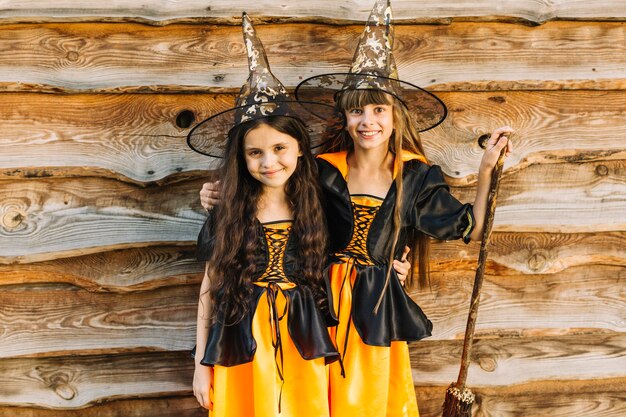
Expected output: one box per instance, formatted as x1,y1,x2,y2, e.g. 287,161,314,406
187,100,344,158
295,72,447,132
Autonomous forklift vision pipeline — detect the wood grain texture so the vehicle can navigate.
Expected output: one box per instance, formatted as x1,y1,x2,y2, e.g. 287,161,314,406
412,265,626,340
0,246,203,291
0,284,197,358
414,378,626,417
0,397,204,417
0,1,625,25
409,333,626,386
2,265,622,358
0,21,624,92
1,90,625,183
429,231,626,275
422,90,626,182
1,159,623,263
450,159,626,233
0,351,193,409
1,231,621,292
0,177,208,263
0,93,222,183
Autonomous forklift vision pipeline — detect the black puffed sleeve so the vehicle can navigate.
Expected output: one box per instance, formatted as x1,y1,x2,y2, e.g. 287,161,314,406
196,211,216,261
412,165,475,243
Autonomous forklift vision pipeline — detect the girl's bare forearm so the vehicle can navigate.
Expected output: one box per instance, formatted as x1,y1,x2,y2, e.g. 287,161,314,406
195,262,212,365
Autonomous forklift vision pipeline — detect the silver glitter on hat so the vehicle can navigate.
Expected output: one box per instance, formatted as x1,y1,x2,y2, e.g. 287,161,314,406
295,0,447,132
187,12,344,157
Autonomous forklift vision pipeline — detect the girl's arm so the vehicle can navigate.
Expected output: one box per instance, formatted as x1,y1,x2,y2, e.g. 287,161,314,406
468,126,513,241
193,262,214,410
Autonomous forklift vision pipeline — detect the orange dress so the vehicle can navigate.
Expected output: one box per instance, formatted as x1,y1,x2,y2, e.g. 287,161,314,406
196,220,338,417
328,196,420,417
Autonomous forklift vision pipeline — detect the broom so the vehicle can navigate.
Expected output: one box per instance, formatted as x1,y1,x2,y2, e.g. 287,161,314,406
441,133,509,417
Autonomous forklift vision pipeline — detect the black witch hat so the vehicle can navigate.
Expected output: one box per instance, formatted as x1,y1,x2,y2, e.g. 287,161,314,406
295,0,447,132
187,12,344,157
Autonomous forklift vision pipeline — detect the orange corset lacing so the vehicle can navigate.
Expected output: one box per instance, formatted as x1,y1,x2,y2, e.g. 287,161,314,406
258,222,291,283
256,221,292,412
333,195,382,377
339,195,382,265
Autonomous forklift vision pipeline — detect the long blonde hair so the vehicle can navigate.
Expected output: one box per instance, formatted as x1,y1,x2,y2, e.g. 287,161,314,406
333,89,432,307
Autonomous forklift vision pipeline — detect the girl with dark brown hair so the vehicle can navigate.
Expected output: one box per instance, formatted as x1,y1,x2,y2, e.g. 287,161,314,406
188,14,340,417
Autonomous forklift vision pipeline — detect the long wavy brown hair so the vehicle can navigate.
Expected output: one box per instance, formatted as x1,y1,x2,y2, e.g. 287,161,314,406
331,89,432,299
207,115,328,324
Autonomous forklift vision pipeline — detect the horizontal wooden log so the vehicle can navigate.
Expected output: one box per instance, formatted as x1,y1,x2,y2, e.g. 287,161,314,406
1,232,622,291
422,90,626,182
430,231,626,275
415,377,626,417
0,22,624,92
471,384,626,417
2,264,622,357
0,93,222,183
0,177,207,263
0,351,193,409
0,284,197,358
1,1,625,25
0,397,204,417
412,265,626,339
1,159,624,262
409,333,626,386
1,347,624,414
450,159,625,233
1,90,625,183
0,246,203,291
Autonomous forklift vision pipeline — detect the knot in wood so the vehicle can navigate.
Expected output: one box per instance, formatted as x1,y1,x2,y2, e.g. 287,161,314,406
31,368,78,401
53,381,78,401
478,134,490,149
488,96,506,104
478,356,497,372
595,164,609,176
176,110,195,128
66,51,80,62
2,209,25,229
528,251,548,272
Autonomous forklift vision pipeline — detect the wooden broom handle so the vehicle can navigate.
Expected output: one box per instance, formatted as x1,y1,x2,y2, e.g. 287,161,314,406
455,142,507,388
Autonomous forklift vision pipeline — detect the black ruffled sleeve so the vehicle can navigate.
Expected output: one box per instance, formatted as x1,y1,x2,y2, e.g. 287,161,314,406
196,211,216,261
412,165,475,243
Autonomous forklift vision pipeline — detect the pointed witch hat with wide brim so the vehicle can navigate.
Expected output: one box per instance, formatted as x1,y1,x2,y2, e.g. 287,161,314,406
294,0,447,132
187,12,345,158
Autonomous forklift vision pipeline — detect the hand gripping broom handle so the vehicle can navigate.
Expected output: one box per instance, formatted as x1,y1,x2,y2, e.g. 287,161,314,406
455,143,507,388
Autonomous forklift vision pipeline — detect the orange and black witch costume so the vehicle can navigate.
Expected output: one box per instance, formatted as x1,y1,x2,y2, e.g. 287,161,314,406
196,217,338,417
316,151,474,417
292,1,470,412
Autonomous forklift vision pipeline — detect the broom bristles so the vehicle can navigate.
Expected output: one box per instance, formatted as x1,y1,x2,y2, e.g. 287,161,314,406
441,383,475,417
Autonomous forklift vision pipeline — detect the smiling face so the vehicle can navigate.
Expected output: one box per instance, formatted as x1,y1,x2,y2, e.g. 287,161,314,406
345,101,394,152
243,123,302,191
336,89,396,153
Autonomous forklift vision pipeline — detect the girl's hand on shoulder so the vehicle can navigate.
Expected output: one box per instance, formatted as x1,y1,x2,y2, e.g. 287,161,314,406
479,126,514,173
200,180,221,211
193,364,214,410
393,246,411,286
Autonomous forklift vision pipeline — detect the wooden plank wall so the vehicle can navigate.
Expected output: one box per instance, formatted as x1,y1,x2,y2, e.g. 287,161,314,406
1,1,625,416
